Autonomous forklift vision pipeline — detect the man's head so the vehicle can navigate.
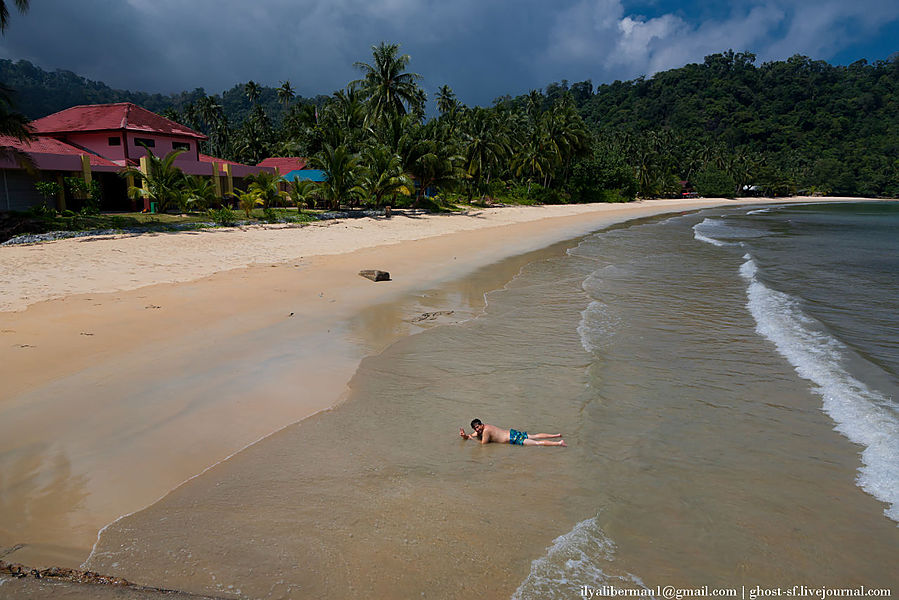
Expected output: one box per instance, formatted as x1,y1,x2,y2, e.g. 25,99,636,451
471,418,484,434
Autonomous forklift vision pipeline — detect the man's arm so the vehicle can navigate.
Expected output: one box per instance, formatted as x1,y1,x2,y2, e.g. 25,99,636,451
460,427,487,442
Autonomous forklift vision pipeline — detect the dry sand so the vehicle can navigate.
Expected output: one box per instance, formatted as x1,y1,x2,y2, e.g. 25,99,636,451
0,198,845,573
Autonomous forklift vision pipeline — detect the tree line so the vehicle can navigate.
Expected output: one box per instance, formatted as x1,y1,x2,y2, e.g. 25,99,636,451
3,42,899,202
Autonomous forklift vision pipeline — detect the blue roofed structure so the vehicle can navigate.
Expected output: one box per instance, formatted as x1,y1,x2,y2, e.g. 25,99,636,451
283,169,328,182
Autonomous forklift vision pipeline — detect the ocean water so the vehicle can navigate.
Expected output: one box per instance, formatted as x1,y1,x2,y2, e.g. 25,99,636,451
87,203,899,599
693,203,899,522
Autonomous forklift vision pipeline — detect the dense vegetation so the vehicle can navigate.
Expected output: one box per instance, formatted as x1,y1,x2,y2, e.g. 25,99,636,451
3,45,899,202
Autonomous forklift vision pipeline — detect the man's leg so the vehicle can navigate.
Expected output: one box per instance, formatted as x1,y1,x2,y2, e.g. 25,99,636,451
530,433,562,439
523,438,567,446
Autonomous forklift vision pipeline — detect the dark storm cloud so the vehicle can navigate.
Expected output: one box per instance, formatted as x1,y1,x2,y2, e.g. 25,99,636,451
0,0,897,108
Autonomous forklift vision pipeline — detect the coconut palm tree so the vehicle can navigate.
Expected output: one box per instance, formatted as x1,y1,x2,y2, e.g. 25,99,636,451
233,188,261,218
310,144,359,210
244,80,261,105
352,42,423,122
120,147,188,213
436,85,459,116
319,88,368,150
355,144,412,207
181,175,219,211
461,108,508,201
245,171,288,208
289,177,317,212
277,81,295,108
0,0,27,33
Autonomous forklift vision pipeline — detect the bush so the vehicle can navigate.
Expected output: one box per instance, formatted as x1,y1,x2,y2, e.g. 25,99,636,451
34,181,62,204
27,203,56,219
262,207,278,223
208,207,237,226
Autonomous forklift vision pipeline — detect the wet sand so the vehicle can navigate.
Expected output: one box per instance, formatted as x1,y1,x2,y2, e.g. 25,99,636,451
0,198,850,581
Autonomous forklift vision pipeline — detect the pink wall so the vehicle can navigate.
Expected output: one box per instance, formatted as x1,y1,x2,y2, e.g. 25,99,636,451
125,132,200,165
54,132,201,167
63,132,127,163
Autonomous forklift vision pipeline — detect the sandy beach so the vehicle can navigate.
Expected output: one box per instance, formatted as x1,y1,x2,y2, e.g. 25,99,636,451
0,197,861,584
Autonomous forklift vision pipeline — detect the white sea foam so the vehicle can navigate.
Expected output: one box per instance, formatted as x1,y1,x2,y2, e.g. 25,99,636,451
692,218,735,246
740,254,899,524
512,516,650,600
578,301,618,353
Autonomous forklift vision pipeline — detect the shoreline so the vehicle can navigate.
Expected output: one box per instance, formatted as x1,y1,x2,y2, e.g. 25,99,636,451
0,197,864,570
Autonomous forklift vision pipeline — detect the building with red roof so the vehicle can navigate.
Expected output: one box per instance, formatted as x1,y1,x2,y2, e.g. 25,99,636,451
1,102,274,212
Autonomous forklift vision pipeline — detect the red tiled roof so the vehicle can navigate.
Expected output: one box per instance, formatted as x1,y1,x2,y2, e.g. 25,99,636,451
257,157,307,172
0,135,120,167
31,103,207,140
198,153,252,167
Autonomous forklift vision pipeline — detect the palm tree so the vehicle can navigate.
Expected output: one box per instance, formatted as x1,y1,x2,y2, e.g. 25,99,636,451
0,0,27,33
319,88,368,150
245,171,288,208
120,147,188,213
0,89,35,172
436,85,459,115
0,0,34,171
461,108,508,201
244,80,261,105
355,144,412,207
234,106,273,164
352,42,423,122
181,175,219,211
277,81,295,109
401,134,463,205
310,144,359,210
233,188,261,218
289,177,317,212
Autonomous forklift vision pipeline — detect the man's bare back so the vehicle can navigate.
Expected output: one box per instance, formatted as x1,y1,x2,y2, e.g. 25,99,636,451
460,419,567,447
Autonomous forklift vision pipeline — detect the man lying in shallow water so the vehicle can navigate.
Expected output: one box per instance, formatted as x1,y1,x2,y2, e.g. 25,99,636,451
460,418,567,447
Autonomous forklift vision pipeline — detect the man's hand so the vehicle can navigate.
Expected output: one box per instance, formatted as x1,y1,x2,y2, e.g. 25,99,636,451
459,427,470,440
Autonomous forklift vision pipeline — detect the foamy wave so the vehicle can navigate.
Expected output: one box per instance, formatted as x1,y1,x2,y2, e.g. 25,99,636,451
692,218,734,247
740,254,899,524
512,516,650,600
578,301,618,353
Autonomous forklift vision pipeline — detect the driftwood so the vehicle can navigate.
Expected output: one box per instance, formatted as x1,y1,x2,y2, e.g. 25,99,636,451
359,270,391,282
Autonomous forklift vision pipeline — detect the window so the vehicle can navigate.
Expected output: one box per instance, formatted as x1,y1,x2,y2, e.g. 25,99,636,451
172,141,190,151
108,136,121,146
134,137,155,148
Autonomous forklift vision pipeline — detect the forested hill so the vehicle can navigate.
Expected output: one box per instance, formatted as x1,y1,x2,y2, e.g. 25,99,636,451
557,51,899,197
0,59,328,124
3,51,898,197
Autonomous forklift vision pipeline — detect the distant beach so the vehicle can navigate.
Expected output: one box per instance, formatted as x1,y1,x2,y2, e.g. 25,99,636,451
1,197,894,599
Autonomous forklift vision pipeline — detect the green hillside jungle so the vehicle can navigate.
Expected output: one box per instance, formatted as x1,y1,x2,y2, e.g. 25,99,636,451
3,46,899,203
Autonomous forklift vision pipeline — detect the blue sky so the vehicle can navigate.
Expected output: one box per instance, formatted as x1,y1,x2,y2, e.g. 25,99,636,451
1,0,897,110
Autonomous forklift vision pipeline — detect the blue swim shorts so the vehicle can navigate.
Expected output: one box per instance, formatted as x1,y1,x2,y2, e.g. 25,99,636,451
509,429,528,445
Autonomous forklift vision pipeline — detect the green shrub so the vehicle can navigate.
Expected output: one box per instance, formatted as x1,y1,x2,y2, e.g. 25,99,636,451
262,207,280,223
208,207,237,226
27,203,56,218
34,181,62,204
